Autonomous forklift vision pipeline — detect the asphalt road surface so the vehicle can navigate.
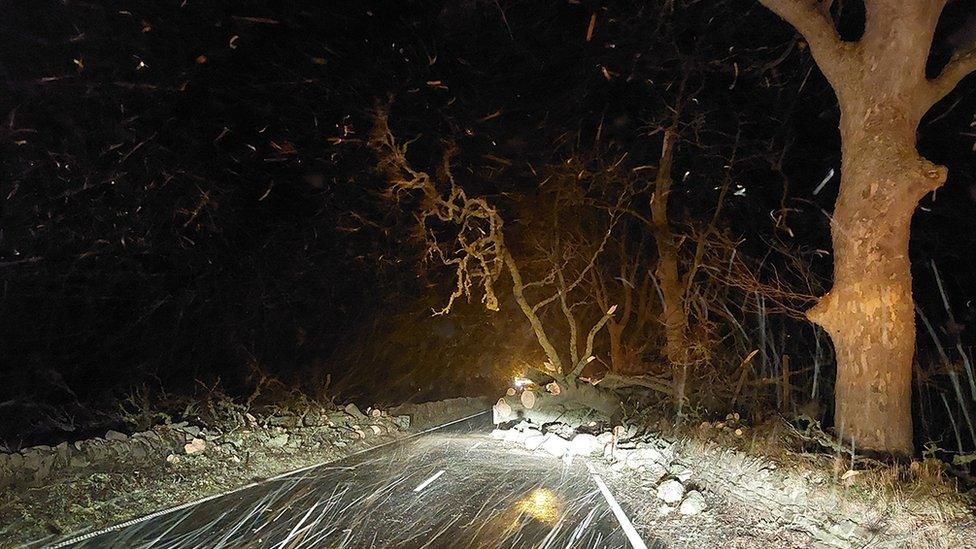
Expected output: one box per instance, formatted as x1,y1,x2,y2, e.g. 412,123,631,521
49,413,664,548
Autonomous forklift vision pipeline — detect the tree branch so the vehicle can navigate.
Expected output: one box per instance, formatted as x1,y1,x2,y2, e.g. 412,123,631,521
758,0,851,88
571,305,617,378
927,51,976,108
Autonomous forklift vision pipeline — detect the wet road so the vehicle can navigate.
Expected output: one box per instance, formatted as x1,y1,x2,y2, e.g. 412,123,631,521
50,413,662,548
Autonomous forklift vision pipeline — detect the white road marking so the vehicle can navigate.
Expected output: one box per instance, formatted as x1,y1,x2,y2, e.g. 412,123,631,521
413,469,446,492
591,474,648,549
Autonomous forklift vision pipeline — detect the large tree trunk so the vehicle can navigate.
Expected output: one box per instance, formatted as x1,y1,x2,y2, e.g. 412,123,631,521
757,0,976,455
810,105,944,455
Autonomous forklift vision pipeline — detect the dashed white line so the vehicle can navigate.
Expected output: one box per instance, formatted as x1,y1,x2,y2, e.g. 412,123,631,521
413,469,446,493
591,474,648,549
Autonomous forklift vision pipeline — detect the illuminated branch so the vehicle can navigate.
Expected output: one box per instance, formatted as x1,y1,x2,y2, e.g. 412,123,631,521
927,51,976,107
572,305,617,378
370,109,566,372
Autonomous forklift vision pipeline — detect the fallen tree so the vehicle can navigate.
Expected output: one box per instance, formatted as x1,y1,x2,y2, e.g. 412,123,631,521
369,108,649,426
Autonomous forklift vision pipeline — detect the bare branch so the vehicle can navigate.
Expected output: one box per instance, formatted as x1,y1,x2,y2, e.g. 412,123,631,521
572,305,617,378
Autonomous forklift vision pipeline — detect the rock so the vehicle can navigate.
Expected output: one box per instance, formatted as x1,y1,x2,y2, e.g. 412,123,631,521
344,403,366,418
541,435,570,458
223,435,244,449
184,438,206,455
656,479,685,504
569,433,603,456
105,430,128,441
640,462,669,483
55,442,70,463
524,434,547,451
267,434,289,448
369,425,383,435
679,490,707,515
596,432,614,445
166,453,180,464
392,415,410,429
269,415,299,428
33,454,55,481
182,425,202,437
625,447,669,469
8,453,23,469
22,449,44,471
69,455,90,468
85,441,111,461
673,467,694,482
490,429,508,440
504,429,529,444
130,441,149,460
229,455,241,464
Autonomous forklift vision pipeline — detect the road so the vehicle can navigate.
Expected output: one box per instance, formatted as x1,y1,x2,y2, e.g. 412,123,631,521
50,413,663,548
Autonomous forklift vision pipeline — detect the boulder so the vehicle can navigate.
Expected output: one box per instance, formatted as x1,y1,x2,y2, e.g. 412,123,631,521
105,430,128,441
639,462,669,483
504,428,530,444
33,454,56,482
625,447,669,469
22,448,45,471
656,479,685,504
524,434,547,451
569,433,603,456
541,435,570,458
679,490,707,515
184,438,206,455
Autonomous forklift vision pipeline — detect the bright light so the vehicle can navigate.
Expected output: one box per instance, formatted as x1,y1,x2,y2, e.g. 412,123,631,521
513,377,531,388
516,488,560,523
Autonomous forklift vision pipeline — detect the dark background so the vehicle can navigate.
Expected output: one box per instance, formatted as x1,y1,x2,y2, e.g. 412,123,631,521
2,0,976,448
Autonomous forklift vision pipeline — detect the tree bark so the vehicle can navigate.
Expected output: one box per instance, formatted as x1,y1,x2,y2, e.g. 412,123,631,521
808,105,944,455
757,0,976,455
652,126,689,367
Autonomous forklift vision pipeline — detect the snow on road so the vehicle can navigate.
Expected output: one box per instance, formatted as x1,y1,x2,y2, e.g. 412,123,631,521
49,414,660,548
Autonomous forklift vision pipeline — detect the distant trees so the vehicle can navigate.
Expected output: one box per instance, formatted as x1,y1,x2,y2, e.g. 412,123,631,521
759,0,976,455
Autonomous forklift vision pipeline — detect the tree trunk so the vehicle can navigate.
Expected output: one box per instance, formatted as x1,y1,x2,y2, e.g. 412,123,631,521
652,126,690,367
607,322,626,373
756,0,976,455
807,105,945,456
